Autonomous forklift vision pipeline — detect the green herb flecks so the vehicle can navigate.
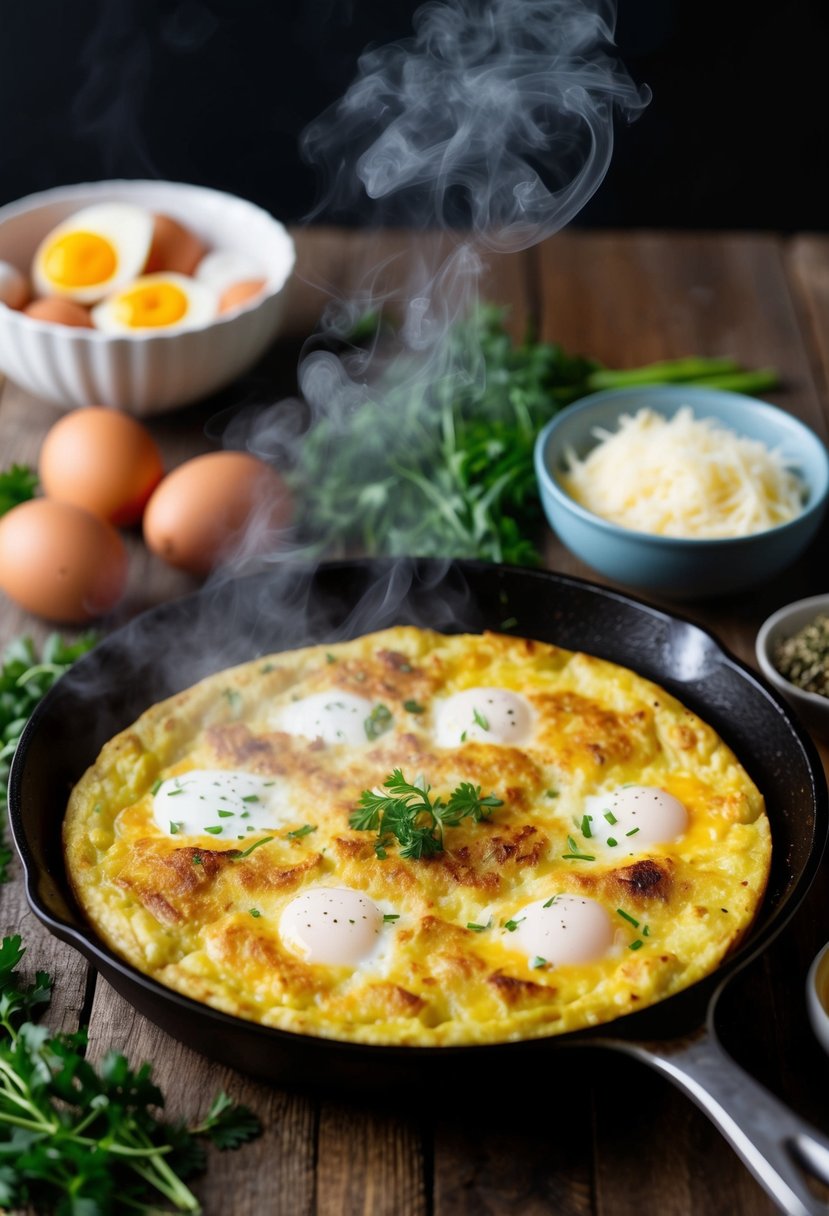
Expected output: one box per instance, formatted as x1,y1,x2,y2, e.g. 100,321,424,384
383,913,400,923
403,699,424,714
350,768,502,860
472,707,489,731
364,703,393,741
286,824,317,840
230,837,274,861
530,956,548,970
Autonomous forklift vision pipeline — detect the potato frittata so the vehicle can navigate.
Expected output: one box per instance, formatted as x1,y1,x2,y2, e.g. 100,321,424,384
64,628,770,1046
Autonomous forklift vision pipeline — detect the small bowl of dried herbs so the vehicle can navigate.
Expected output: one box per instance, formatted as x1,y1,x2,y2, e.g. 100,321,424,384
756,593,829,739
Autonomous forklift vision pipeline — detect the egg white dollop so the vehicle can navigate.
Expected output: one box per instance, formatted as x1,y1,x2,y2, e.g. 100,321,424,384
274,691,380,746
511,895,615,966
585,785,689,849
434,687,534,747
152,769,294,840
279,887,384,966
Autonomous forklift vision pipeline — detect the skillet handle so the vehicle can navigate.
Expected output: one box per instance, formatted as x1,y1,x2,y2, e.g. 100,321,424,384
607,1028,829,1216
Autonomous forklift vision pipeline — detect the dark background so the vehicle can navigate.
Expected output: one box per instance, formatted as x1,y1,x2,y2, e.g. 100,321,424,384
1,0,826,231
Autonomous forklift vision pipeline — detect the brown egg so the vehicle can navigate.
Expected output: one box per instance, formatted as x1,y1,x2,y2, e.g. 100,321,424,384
218,278,267,315
143,451,292,576
0,498,128,622
145,213,208,276
0,260,30,310
24,297,93,328
39,407,164,527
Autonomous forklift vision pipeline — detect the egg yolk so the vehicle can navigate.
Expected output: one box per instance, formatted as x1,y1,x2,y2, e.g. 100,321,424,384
44,231,118,288
113,281,188,329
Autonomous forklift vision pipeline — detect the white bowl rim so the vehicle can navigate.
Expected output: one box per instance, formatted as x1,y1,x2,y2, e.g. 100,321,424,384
0,178,296,343
535,385,829,549
755,593,829,711
806,940,829,1055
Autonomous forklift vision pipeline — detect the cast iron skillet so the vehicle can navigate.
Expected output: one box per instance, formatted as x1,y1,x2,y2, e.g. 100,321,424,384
9,559,829,1215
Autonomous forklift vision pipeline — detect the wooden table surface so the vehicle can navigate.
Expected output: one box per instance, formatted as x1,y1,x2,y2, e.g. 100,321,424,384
2,228,829,1216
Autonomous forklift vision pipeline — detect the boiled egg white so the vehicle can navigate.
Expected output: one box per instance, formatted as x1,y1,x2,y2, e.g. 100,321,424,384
279,886,384,965
275,692,380,746
196,249,264,295
32,203,153,304
585,785,689,849
92,272,217,334
435,687,534,746
152,769,295,840
510,894,615,966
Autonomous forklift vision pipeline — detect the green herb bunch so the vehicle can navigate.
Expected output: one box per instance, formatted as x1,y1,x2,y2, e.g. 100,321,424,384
0,634,98,883
350,768,503,859
293,306,778,565
0,935,259,1214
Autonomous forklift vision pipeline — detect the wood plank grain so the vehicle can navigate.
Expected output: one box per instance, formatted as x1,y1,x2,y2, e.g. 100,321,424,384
317,1100,426,1216
787,235,829,408
84,982,316,1216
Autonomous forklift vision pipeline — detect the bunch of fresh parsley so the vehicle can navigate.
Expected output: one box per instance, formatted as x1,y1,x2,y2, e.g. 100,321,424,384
0,934,259,1214
293,306,778,565
0,633,98,883
350,768,503,859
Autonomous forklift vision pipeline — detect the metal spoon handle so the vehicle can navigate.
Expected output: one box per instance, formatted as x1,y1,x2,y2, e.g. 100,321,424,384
608,1028,829,1216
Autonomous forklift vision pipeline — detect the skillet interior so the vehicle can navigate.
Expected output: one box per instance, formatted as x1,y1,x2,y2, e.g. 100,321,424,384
9,559,827,1089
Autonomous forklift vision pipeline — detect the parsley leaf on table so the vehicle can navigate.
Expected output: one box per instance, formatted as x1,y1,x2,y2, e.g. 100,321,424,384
0,935,261,1214
0,464,37,519
0,632,98,884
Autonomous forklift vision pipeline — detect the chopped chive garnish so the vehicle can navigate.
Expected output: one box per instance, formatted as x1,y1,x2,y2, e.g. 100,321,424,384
545,789,558,798
607,837,618,847
504,917,525,932
500,616,518,630
562,851,595,862
617,908,639,928
530,956,547,969
286,824,317,840
242,795,260,804
249,908,262,918
217,809,234,818
93,804,102,814
473,708,490,731
466,921,489,932
151,779,162,795
542,896,558,908
581,815,592,839
204,825,223,835
403,700,424,714
230,836,274,861
326,653,336,663
364,703,393,740
629,939,644,951
383,913,399,923
567,835,578,851
460,730,468,743
375,844,388,860
192,855,203,866
167,789,184,797
240,810,250,819
169,821,182,835
604,810,618,825
260,663,275,674
643,925,650,937
223,689,241,710
625,827,640,837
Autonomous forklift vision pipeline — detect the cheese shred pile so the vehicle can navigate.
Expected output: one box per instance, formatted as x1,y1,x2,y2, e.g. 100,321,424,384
560,406,806,539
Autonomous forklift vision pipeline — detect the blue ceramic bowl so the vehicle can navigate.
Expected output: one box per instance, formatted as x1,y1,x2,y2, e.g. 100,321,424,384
534,386,829,598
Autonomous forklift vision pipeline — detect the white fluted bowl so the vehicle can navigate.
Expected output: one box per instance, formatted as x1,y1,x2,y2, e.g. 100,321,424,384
0,180,295,415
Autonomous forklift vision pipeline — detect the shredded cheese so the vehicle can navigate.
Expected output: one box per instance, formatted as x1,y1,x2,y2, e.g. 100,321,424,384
560,406,806,539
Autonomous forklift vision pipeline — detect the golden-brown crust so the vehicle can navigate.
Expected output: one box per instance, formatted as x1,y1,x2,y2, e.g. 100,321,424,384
63,626,771,1047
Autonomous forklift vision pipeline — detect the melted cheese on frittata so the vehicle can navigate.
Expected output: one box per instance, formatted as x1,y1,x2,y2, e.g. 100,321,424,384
63,628,771,1046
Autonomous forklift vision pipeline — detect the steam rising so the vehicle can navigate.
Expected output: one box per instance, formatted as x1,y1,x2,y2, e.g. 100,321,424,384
303,0,649,250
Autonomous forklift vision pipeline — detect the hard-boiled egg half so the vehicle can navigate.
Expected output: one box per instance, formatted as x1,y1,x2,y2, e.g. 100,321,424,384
92,272,217,335
32,203,154,304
